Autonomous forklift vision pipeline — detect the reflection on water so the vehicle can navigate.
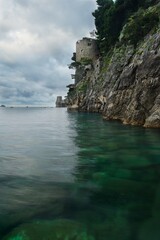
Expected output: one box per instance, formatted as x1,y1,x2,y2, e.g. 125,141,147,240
69,112,160,240
0,108,160,240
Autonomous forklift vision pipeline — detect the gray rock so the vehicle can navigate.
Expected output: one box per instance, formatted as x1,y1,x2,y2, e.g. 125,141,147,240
67,30,160,128
144,110,160,128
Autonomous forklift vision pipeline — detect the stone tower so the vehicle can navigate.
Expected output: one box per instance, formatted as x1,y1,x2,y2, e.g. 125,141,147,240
76,37,99,62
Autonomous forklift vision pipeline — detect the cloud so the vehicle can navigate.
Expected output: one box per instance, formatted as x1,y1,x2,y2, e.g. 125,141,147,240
0,0,96,106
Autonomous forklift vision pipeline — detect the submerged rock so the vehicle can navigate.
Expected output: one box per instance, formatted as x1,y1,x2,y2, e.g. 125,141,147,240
3,219,94,240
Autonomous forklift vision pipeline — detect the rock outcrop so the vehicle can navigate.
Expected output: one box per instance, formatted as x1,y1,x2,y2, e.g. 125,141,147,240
67,28,160,128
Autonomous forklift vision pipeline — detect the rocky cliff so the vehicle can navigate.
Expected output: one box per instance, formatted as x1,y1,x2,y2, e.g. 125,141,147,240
67,7,160,128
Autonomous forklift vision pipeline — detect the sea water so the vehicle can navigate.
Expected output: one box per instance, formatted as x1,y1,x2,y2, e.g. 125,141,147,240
0,107,160,240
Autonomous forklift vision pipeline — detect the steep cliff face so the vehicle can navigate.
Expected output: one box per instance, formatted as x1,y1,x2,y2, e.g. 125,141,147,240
67,14,160,128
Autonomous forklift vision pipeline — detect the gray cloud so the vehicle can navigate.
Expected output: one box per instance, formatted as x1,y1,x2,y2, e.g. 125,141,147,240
0,0,96,106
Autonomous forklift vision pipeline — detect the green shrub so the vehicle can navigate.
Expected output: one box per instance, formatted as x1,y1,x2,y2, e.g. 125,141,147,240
121,6,160,45
80,58,93,66
77,81,88,93
68,62,81,69
92,0,158,54
68,59,92,70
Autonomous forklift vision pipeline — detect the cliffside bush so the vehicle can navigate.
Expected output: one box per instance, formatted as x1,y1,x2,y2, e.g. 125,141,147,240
68,59,92,69
121,6,160,45
80,58,93,66
76,81,88,93
68,62,81,69
92,0,159,54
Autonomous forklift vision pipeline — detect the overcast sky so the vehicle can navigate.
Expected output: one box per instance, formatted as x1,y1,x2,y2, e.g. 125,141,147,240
0,0,96,106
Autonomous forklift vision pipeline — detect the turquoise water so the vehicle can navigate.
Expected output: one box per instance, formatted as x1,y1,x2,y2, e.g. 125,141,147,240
0,107,160,240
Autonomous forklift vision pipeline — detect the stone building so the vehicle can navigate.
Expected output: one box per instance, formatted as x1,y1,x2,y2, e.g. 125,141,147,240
67,37,99,93
76,37,99,62
55,96,67,107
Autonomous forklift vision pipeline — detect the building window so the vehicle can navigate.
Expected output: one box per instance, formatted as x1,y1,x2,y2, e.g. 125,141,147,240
88,43,91,46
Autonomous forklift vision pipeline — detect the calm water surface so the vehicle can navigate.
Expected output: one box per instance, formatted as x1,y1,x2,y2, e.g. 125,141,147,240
0,108,160,240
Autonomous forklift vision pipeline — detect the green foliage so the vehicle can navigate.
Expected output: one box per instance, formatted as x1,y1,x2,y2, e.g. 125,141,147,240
101,48,114,72
121,6,160,45
71,52,76,61
77,81,88,93
92,0,159,54
69,62,81,69
80,58,93,66
68,59,92,70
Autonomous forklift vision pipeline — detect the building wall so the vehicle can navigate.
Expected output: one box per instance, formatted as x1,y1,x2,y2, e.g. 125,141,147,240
76,38,99,62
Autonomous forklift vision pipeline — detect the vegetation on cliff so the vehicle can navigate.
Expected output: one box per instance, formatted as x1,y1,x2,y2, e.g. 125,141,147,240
121,5,160,45
92,0,159,53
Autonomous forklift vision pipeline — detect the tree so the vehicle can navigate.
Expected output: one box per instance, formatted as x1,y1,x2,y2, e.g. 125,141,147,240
92,0,158,54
